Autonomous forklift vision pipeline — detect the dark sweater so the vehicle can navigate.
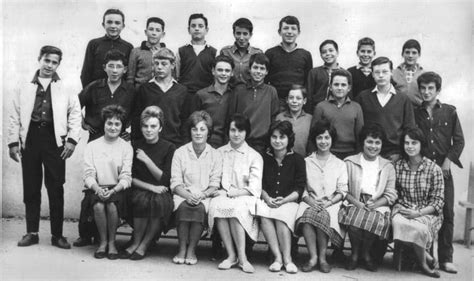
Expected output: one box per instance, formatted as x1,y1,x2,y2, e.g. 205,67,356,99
178,44,217,94
355,89,415,155
347,65,376,99
264,45,313,101
80,35,133,88
132,81,191,146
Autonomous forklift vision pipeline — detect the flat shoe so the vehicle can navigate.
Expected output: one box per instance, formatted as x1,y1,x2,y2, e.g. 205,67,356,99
118,250,133,259
423,269,441,278
130,252,145,261
301,261,316,272
107,252,119,260
319,261,331,273
239,262,255,273
285,262,298,274
268,261,283,272
172,256,185,264
185,257,198,265
94,250,107,259
440,262,457,273
18,234,39,247
218,259,238,270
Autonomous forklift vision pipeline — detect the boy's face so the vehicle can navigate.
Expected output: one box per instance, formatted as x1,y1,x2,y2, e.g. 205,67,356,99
145,22,165,45
357,45,375,66
103,14,124,39
320,44,338,65
287,89,306,113
38,53,60,78
278,22,299,45
104,59,126,83
153,58,174,79
331,75,351,100
372,63,392,87
233,27,252,48
188,18,208,41
249,62,268,83
402,48,420,66
212,61,233,85
419,82,440,104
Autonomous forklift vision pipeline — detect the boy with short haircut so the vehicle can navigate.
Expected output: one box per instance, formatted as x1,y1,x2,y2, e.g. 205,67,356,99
127,17,167,89
347,37,376,99
265,16,313,110
81,8,133,88
79,49,135,142
275,85,312,157
312,69,364,160
392,39,425,106
132,48,191,147
195,55,235,148
175,13,217,94
230,53,279,154
220,18,262,85
307,39,343,110
414,72,464,274
355,56,415,162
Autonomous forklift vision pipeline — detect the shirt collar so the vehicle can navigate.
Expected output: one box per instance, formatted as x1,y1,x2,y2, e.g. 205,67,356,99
246,81,265,89
186,42,209,48
399,63,422,72
421,99,442,109
149,77,178,85
223,141,248,154
328,95,352,104
356,63,372,71
282,110,307,118
323,64,341,71
141,41,166,51
265,148,294,157
279,43,298,53
103,34,122,41
371,84,396,95
186,142,211,157
31,70,60,84
98,78,127,90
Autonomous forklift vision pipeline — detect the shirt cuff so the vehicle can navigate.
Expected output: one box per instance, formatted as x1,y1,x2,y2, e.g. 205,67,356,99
67,138,78,146
8,142,19,148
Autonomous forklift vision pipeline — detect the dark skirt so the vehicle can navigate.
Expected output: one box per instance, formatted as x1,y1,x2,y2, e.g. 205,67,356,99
174,201,207,225
295,207,343,248
131,189,173,228
339,205,391,240
84,186,126,218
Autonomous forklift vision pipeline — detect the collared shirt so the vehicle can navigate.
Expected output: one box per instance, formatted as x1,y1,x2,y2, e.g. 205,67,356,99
414,100,465,168
372,84,397,107
276,110,312,156
356,63,372,76
79,78,135,132
220,43,263,84
170,142,222,193
230,82,279,141
195,84,233,148
219,142,263,197
303,153,348,200
394,157,444,215
262,150,306,199
312,96,364,154
30,71,59,123
81,35,133,88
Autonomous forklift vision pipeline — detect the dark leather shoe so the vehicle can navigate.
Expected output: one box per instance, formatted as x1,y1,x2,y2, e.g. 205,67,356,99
346,259,358,270
364,259,378,272
301,262,316,272
94,250,107,259
107,252,119,260
51,236,71,249
130,252,145,261
319,261,332,273
73,237,92,247
118,250,133,259
18,233,39,247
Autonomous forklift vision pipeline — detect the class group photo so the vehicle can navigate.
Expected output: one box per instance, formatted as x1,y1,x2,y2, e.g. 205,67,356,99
1,0,473,280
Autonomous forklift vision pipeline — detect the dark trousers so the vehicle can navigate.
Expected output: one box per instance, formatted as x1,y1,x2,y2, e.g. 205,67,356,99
438,173,454,263
21,122,65,237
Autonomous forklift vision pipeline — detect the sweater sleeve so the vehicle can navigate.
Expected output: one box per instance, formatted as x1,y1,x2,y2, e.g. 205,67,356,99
126,48,138,85
208,150,223,188
428,164,445,215
245,151,263,197
170,148,185,191
83,144,98,188
81,40,95,88
381,163,397,205
403,98,416,130
294,155,307,200
117,143,133,189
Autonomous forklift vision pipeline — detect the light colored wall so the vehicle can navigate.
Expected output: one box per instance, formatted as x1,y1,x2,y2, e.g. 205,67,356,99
2,0,473,240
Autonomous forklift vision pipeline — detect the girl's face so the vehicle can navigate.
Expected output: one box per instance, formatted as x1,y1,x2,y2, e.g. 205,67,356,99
363,136,382,160
104,116,122,140
320,43,338,65
404,135,421,158
141,117,161,143
229,121,246,147
191,120,209,145
270,129,289,152
316,130,332,153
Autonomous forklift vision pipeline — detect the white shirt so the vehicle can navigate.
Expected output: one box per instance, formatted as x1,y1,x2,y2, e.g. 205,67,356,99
360,155,379,195
372,84,396,107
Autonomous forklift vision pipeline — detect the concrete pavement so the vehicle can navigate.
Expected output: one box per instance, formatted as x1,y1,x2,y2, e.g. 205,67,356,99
1,218,472,280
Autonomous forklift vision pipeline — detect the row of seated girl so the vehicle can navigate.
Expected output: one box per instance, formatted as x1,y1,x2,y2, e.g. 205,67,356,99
84,104,443,278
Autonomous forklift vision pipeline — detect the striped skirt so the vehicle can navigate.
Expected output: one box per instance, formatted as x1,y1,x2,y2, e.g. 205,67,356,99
295,207,343,248
338,205,391,240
